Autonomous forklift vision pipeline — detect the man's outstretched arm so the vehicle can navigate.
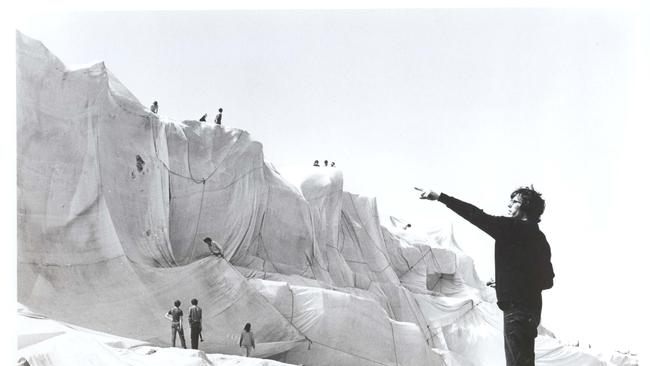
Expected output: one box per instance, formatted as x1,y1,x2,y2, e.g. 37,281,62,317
417,188,505,238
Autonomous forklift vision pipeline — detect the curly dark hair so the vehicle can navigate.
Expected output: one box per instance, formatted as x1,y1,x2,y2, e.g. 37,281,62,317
511,185,545,223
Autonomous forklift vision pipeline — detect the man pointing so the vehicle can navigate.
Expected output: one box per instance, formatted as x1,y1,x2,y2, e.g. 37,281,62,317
417,186,554,366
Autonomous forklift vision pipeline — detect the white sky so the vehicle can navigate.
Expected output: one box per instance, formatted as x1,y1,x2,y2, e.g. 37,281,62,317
6,1,650,359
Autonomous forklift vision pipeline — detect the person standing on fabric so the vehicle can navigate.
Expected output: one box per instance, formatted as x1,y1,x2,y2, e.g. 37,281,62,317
164,300,187,348
214,108,223,125
188,298,203,349
417,186,554,366
203,237,224,257
239,323,255,357
150,101,158,114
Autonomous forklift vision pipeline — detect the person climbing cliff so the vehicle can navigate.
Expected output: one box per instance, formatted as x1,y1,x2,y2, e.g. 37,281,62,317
203,237,224,257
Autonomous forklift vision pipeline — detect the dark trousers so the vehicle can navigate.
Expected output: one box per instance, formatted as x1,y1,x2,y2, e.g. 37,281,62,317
171,323,187,348
190,322,202,349
503,304,541,366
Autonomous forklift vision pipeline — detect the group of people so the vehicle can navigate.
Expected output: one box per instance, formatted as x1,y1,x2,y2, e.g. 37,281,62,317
163,236,259,355
313,159,335,167
165,299,256,356
199,108,223,125
164,298,203,350
149,101,224,126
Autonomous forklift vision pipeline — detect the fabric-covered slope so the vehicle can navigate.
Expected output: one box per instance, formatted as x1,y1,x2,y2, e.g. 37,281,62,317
17,31,622,366
17,32,306,356
17,305,298,366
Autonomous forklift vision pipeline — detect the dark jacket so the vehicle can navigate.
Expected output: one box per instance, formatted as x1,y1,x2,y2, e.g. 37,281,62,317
438,193,553,311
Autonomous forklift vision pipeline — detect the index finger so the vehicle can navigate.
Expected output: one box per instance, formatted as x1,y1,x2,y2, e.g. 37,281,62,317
413,187,424,192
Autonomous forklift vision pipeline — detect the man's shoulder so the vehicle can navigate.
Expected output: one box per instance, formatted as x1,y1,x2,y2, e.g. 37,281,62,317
496,217,535,236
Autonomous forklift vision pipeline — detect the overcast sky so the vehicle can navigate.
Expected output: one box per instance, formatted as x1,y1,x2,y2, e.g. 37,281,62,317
13,7,650,354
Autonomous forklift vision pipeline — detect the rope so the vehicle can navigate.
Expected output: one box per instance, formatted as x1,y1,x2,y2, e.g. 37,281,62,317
403,290,435,346
187,136,199,182
258,280,399,365
287,286,296,324
258,231,282,274
146,117,255,262
387,318,400,366
257,186,283,275
308,340,394,366
340,212,393,275
149,116,202,183
347,197,395,268
303,195,337,274
397,246,445,280
397,248,432,279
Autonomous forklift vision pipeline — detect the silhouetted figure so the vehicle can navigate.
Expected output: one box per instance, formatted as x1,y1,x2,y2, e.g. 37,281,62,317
164,300,187,348
403,223,412,230
203,237,224,257
239,323,256,357
150,101,158,114
331,161,336,167
324,160,329,167
313,160,320,167
214,108,223,125
199,113,207,122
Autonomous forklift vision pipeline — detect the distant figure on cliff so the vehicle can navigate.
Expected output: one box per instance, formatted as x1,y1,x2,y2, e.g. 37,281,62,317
188,298,203,349
313,160,320,167
330,161,336,167
324,160,329,167
239,323,256,357
164,300,187,349
203,237,224,257
417,185,554,366
215,108,223,125
150,101,158,114
403,223,411,230
199,113,207,122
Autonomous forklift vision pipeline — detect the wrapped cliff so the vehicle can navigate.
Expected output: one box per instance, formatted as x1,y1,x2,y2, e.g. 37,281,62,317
17,31,617,366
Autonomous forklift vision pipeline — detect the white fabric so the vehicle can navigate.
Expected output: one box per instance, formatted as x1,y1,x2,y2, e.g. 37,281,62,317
16,31,631,366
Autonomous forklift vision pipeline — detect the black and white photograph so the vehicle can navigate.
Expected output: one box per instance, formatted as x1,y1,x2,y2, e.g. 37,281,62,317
7,1,649,365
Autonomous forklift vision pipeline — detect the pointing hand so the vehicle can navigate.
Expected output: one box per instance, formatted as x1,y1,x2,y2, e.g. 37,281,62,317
414,187,439,200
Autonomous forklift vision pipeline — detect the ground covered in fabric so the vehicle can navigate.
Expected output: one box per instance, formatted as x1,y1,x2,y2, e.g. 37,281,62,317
16,32,631,366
